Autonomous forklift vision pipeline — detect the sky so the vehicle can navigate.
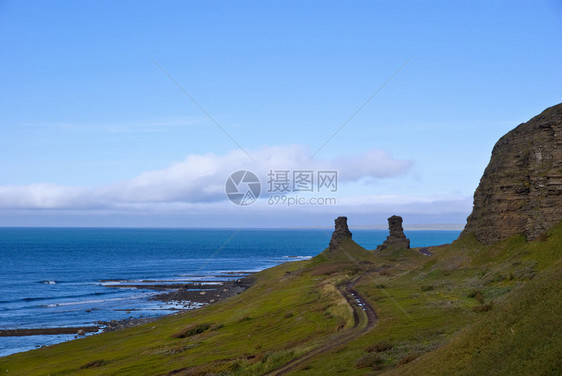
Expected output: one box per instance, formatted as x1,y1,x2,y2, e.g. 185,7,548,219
0,0,561,228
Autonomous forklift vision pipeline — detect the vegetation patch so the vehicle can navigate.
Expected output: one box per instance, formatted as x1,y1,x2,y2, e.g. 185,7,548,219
79,359,106,369
171,323,212,339
355,353,383,369
468,289,486,304
166,344,198,354
472,302,493,313
366,340,393,353
396,353,419,366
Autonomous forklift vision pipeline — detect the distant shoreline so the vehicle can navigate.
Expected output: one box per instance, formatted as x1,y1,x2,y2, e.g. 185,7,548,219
0,225,465,231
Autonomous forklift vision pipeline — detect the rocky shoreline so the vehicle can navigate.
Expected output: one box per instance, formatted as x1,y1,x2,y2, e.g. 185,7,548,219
1,275,256,337
99,276,256,332
149,276,255,305
0,327,100,337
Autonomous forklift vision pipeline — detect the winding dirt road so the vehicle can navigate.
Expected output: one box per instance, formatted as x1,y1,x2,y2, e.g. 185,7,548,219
263,274,377,375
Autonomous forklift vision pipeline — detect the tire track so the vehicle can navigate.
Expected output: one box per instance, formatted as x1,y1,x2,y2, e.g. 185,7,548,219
263,274,377,375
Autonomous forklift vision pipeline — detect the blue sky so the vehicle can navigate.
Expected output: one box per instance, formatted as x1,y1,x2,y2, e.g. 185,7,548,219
0,0,561,228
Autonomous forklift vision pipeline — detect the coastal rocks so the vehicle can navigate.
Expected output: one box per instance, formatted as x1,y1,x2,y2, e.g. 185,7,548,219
100,317,160,333
0,327,99,337
376,215,410,251
329,216,353,252
462,103,562,244
150,277,255,305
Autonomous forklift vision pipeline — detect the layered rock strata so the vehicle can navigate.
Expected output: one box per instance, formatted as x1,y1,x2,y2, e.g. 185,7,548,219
462,104,562,244
376,215,410,251
329,216,353,252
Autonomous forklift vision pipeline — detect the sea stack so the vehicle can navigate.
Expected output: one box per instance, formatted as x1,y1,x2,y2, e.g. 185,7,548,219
461,103,562,244
376,215,410,251
329,216,352,252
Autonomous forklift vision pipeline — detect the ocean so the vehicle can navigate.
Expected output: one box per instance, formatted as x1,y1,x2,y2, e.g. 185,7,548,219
0,228,460,357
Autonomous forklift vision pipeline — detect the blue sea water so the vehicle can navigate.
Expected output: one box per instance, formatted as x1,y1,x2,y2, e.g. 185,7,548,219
0,228,459,357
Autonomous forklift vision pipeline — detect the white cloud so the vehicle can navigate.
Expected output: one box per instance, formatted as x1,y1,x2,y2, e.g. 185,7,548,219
0,145,413,210
335,194,472,214
0,184,89,209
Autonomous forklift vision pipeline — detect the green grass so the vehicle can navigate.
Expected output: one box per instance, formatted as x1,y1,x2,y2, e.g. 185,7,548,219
382,260,562,376
1,222,561,375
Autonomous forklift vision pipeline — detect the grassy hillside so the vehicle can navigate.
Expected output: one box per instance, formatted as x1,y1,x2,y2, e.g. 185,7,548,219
303,222,562,375
382,259,562,376
1,223,561,375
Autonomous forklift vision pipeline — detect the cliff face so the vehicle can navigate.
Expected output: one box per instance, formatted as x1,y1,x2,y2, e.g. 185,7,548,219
329,216,352,252
376,215,410,251
462,103,562,244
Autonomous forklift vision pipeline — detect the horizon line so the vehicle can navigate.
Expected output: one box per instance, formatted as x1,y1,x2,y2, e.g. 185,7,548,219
0,224,465,231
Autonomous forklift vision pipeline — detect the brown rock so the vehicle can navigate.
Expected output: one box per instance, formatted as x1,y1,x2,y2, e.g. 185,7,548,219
328,216,352,251
462,103,562,244
376,215,410,251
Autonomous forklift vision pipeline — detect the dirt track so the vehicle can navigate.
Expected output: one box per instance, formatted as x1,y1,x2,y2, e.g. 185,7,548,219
263,274,377,375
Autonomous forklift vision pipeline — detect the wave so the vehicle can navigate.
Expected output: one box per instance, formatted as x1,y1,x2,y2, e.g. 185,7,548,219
0,291,118,305
41,296,140,308
36,279,110,286
216,269,263,274
282,255,312,260
96,279,172,286
176,274,218,278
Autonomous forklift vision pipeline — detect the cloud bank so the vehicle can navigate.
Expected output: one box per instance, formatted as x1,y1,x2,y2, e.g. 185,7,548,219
0,145,413,210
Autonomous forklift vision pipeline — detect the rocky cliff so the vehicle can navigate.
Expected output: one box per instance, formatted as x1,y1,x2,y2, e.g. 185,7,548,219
376,215,410,251
462,103,562,244
328,216,353,252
